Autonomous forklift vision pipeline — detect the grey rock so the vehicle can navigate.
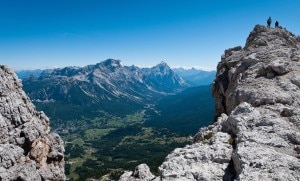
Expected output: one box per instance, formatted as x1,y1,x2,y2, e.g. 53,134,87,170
159,132,233,181
119,164,156,181
121,25,300,181
133,164,156,180
0,144,23,169
0,66,65,180
212,25,300,180
119,171,134,181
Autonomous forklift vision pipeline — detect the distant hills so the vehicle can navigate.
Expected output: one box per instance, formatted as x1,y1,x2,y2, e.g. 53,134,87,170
15,69,43,79
173,68,216,86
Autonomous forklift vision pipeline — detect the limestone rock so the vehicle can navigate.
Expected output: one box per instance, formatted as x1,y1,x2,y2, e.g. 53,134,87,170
159,132,233,181
121,25,300,181
0,66,65,180
118,25,300,181
211,25,300,180
213,25,300,116
119,164,156,181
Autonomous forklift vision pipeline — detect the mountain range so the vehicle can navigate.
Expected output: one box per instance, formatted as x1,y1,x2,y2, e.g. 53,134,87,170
21,59,200,128
3,24,300,181
173,68,216,86
20,59,216,127
15,69,43,79
16,63,215,87
18,59,215,179
23,60,188,102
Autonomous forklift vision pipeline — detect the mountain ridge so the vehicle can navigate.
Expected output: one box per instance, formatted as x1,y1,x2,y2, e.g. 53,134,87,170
21,60,191,128
26,59,188,102
24,59,189,100
120,25,300,180
16,62,215,87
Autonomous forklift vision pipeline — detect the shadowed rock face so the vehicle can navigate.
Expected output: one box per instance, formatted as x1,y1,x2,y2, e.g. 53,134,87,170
0,66,65,180
120,25,300,180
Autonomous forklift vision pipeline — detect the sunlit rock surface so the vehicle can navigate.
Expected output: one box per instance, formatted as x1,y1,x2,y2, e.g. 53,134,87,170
0,66,65,180
120,25,300,180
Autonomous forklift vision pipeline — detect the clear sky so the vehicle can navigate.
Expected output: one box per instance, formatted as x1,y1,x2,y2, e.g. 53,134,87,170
1,0,300,70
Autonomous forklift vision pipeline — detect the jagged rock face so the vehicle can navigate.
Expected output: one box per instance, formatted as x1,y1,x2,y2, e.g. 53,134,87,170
120,25,300,180
159,132,233,180
213,25,300,116
119,164,157,181
0,66,65,180
211,25,300,180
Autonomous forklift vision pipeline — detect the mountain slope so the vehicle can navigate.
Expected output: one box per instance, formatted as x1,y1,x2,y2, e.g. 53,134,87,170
145,85,215,135
121,25,300,180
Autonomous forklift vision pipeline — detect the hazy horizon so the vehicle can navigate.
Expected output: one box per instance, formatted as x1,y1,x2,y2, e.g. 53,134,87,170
1,0,300,70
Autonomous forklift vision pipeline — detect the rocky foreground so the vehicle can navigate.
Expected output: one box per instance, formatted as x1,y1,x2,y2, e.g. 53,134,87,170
0,66,65,180
120,25,300,180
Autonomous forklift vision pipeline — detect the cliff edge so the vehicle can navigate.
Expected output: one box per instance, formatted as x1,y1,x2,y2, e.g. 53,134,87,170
0,66,65,180
121,25,300,180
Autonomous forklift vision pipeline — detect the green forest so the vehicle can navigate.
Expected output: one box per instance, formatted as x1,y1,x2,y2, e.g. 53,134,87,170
31,85,214,180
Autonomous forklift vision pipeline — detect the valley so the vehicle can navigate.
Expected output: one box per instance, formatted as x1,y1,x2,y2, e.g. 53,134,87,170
63,119,190,180
19,60,215,180
33,85,214,180
4,1,300,180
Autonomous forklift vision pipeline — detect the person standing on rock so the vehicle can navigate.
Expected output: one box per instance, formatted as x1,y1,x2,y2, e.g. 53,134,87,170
267,17,272,28
275,21,279,28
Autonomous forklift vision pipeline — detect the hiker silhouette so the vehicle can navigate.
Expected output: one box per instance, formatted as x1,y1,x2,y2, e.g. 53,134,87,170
275,21,279,28
267,17,272,27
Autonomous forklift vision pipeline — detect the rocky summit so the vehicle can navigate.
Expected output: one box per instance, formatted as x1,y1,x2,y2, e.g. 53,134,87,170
120,25,300,180
0,66,65,180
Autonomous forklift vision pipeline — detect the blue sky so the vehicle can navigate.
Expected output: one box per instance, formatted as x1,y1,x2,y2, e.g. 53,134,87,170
1,0,300,70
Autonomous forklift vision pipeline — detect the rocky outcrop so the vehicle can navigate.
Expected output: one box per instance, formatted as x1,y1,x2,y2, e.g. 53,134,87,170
120,25,300,180
211,25,300,180
0,66,65,180
119,164,157,181
154,114,234,181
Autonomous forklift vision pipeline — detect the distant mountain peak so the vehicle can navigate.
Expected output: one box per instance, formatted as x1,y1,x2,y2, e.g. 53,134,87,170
152,61,171,73
99,59,122,68
159,61,168,65
173,68,216,86
23,59,190,106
